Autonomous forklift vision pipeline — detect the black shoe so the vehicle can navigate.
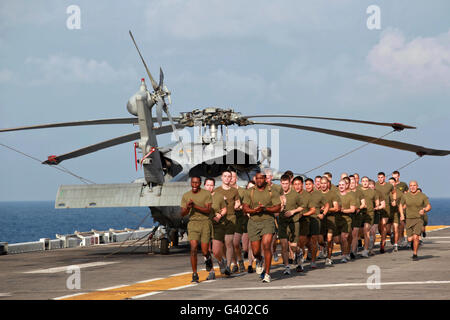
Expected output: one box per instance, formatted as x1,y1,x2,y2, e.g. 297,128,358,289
296,265,304,272
390,233,394,245
224,266,231,276
205,257,213,272
191,273,199,283
380,246,385,254
358,240,363,249
247,265,254,273
350,252,356,260
412,254,419,261
422,231,427,238
288,258,294,264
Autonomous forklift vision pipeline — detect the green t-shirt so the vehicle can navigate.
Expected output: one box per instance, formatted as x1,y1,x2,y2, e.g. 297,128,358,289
400,192,430,219
280,188,302,220
308,190,327,218
210,192,226,224
396,181,408,193
321,189,340,215
243,185,281,222
339,192,357,214
214,186,240,219
360,188,377,214
297,190,312,222
375,182,393,212
351,188,364,210
181,189,212,221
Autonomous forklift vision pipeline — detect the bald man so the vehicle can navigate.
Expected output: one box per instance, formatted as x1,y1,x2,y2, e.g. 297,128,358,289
399,181,431,260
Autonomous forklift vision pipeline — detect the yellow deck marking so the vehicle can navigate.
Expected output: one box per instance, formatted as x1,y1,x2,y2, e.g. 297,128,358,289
62,225,449,300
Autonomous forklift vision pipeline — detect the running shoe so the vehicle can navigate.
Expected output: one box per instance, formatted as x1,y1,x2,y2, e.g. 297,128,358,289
231,264,238,273
273,253,279,262
296,264,304,272
412,254,419,261
205,256,213,272
259,270,266,281
361,250,369,258
380,245,385,254
191,273,199,283
262,273,271,283
318,249,326,259
206,271,216,280
310,261,317,269
218,259,226,275
340,257,348,263
224,266,231,276
369,249,375,256
283,266,291,275
238,260,245,273
255,259,264,275
350,252,356,260
325,258,333,266
393,244,398,252
247,265,254,273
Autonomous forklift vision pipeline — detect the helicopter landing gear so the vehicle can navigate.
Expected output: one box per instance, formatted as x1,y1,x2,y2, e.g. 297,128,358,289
160,237,170,255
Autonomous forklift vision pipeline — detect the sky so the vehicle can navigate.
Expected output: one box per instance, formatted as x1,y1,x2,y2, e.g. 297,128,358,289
0,0,449,201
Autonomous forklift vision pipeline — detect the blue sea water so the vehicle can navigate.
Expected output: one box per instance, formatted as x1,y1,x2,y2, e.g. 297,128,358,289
0,201,154,244
0,199,449,244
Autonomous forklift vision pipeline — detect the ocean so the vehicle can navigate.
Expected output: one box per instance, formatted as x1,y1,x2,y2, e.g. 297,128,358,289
0,199,449,244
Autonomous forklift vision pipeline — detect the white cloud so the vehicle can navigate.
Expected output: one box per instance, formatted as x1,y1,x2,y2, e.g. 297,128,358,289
367,28,450,89
24,55,137,85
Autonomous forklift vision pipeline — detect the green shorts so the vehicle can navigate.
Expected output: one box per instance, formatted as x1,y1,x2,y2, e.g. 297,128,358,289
422,213,428,226
351,212,363,229
379,208,390,220
326,214,337,236
374,210,381,225
247,218,276,242
278,217,297,242
336,214,352,234
298,216,310,237
188,220,212,243
235,212,248,234
225,215,237,235
392,210,401,224
361,211,375,226
309,217,321,236
320,215,327,236
406,218,423,237
212,222,226,242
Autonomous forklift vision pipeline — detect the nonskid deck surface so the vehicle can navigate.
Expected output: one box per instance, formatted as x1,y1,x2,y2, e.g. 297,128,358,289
1,226,449,300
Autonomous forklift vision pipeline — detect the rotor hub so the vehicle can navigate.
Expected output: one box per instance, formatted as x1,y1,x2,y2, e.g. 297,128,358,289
177,108,251,127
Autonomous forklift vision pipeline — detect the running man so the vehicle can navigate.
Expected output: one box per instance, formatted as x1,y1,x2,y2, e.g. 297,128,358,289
349,176,365,259
230,170,248,273
320,176,340,265
203,178,227,279
399,181,431,260
180,176,213,283
279,174,304,275
214,170,241,275
335,179,357,263
242,172,281,283
369,179,385,255
359,176,381,257
375,172,394,254
305,178,329,268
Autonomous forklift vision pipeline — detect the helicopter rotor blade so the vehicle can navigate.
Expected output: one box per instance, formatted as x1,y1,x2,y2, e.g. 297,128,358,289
129,30,159,91
0,118,139,132
252,121,450,156
159,67,164,89
43,123,185,165
0,117,181,133
244,115,416,131
155,99,164,127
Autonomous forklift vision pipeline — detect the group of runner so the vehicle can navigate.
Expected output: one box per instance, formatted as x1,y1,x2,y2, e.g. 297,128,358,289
180,169,431,283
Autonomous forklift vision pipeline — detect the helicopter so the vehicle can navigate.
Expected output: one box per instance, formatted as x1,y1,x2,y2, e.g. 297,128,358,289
1,31,449,253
